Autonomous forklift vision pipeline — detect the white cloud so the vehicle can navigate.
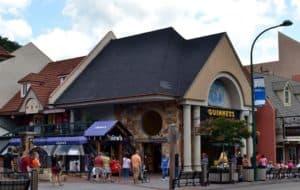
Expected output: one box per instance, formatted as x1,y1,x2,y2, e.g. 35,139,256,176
0,0,30,15
0,0,32,41
0,16,32,40
32,28,93,60
56,0,290,64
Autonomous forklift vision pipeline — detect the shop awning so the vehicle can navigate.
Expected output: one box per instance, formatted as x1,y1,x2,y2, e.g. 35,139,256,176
34,136,87,145
53,145,85,156
8,136,87,146
84,120,118,137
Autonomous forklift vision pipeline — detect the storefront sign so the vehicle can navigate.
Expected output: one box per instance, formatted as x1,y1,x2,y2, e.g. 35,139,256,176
200,106,241,121
254,77,266,107
107,135,123,141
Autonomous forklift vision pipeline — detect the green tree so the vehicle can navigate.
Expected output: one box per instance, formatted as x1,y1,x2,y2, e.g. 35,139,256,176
199,117,250,147
0,36,21,52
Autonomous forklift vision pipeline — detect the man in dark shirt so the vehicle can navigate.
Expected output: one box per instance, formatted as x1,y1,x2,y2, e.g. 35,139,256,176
3,147,14,172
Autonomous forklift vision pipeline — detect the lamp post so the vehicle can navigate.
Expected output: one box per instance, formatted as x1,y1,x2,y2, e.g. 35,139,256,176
250,20,292,180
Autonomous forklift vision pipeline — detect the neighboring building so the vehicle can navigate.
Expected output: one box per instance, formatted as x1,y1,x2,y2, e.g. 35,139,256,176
0,45,14,61
249,32,300,79
0,56,84,130
256,73,300,163
0,43,52,109
49,27,252,172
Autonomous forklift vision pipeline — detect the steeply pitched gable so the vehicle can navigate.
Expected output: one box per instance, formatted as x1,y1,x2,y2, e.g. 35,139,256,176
54,27,224,105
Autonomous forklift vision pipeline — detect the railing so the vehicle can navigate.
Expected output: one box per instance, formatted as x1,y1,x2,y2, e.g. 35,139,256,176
0,171,30,190
3,122,93,137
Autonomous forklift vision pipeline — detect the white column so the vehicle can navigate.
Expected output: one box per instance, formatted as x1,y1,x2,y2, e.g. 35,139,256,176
183,104,192,171
247,113,253,158
70,109,75,133
193,106,201,171
70,109,75,123
240,112,247,156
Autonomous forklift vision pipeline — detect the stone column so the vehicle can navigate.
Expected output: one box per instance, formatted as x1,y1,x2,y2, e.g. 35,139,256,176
183,104,192,171
240,111,247,156
247,113,253,159
193,106,201,171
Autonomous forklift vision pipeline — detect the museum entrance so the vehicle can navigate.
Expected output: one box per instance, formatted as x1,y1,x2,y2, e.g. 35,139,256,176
143,142,162,173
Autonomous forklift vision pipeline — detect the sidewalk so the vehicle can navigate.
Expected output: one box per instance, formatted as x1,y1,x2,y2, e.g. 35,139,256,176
38,175,300,190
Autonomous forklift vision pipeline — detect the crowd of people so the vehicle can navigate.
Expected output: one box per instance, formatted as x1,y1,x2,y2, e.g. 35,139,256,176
3,147,41,174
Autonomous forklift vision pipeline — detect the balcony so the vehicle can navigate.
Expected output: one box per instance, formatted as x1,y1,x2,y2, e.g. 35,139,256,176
3,122,93,137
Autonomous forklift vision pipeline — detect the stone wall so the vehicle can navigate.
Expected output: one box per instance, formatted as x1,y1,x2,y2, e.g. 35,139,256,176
114,101,182,156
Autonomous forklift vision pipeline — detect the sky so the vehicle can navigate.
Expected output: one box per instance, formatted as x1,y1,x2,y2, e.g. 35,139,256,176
0,0,298,65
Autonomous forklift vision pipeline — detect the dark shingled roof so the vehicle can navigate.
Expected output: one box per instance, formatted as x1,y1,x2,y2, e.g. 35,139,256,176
55,27,225,105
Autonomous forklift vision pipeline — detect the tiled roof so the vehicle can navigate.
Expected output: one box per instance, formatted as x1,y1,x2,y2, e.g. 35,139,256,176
0,45,13,58
259,73,300,117
0,56,85,114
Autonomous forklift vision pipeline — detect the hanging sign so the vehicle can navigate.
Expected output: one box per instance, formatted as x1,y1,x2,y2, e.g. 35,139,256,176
254,77,266,107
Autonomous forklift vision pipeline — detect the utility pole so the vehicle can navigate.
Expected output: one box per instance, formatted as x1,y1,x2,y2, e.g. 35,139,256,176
169,124,177,190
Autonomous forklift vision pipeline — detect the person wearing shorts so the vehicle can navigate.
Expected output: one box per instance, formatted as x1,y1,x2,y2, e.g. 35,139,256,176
131,150,141,184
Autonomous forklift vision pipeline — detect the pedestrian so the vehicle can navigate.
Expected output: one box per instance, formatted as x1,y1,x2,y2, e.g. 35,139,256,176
31,152,41,169
94,152,104,181
287,160,294,169
201,152,209,166
51,156,63,186
161,154,169,181
102,153,112,182
242,154,251,168
87,153,94,181
131,150,142,184
20,151,31,173
122,154,131,182
3,147,14,173
258,155,268,168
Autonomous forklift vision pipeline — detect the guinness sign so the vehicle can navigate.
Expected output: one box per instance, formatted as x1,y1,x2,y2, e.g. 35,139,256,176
200,106,241,121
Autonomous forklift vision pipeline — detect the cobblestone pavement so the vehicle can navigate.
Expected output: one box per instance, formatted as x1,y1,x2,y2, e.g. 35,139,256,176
38,176,300,190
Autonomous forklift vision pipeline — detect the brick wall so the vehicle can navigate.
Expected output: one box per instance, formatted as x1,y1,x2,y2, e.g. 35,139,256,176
256,99,276,163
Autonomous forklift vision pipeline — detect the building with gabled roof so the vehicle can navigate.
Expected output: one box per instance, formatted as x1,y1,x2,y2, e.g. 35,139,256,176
0,56,84,128
47,27,252,172
255,73,300,163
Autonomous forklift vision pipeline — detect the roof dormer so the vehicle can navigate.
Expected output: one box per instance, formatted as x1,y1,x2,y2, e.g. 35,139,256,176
20,83,30,98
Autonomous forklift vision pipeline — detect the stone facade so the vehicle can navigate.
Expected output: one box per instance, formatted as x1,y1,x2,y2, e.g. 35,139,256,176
115,101,182,156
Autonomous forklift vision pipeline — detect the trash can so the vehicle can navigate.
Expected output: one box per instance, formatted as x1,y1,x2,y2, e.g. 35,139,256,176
257,168,267,181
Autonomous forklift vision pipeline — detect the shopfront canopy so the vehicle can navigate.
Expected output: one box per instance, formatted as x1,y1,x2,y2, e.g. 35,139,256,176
8,136,87,146
84,120,118,137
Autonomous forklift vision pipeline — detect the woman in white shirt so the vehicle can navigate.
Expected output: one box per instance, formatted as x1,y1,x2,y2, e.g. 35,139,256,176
122,155,131,182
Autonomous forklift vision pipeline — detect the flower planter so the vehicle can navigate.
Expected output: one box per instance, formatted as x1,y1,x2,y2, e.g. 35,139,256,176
242,168,254,182
257,168,267,181
209,168,238,183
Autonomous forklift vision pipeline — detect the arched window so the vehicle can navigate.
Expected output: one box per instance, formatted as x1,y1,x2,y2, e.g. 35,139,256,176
284,83,291,106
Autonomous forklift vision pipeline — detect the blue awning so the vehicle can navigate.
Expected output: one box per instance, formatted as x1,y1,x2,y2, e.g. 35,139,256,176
8,138,21,146
84,120,118,137
8,136,87,146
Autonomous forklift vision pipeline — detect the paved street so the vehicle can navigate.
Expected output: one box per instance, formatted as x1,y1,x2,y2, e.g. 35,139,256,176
38,177,300,190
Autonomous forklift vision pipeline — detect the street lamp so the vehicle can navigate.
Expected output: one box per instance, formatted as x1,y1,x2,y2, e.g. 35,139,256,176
250,20,292,180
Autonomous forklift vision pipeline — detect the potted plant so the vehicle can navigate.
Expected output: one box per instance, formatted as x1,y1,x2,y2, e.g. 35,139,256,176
199,118,251,183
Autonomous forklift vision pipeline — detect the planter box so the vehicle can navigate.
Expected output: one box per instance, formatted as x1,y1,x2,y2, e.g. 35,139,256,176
242,168,254,182
257,168,267,181
209,172,238,183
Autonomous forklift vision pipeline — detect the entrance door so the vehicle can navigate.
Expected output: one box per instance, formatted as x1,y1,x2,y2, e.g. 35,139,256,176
143,143,161,173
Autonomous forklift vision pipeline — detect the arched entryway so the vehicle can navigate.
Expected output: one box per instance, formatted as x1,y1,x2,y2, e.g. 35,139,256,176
202,73,245,164
141,110,163,173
